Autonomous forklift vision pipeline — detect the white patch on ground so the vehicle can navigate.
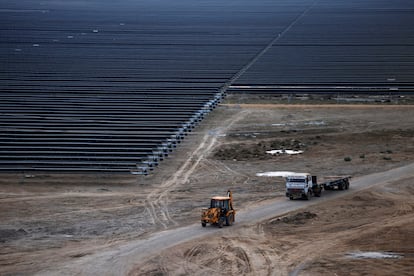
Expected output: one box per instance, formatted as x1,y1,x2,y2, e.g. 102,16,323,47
208,129,226,137
346,251,403,259
272,121,325,127
304,121,325,126
266,149,303,155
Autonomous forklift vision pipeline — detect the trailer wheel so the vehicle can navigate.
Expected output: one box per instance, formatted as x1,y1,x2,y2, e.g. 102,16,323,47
313,186,322,197
289,196,294,200
339,183,344,190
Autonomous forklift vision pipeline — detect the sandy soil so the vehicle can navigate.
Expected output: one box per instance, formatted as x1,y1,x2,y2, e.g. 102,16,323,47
135,176,414,276
1,102,413,275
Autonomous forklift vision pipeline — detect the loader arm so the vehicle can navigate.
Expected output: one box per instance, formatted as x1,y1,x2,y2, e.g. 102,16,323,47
227,190,234,210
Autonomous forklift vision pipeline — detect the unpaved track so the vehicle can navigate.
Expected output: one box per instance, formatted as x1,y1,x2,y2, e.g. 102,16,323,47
38,162,414,275
142,109,250,230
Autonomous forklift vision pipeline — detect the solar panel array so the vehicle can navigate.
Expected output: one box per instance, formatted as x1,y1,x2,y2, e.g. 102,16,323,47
0,0,315,172
1,0,413,173
229,0,414,94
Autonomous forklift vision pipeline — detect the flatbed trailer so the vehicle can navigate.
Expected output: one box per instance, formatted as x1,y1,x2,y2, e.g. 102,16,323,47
321,176,351,191
285,174,351,200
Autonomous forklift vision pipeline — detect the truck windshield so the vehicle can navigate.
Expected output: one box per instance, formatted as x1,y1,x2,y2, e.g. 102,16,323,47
288,179,306,182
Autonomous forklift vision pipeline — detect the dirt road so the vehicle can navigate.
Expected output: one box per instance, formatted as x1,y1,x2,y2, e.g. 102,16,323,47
37,162,414,275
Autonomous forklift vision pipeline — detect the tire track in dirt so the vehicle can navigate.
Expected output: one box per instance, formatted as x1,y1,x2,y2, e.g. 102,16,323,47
178,224,282,275
143,109,251,229
181,239,277,275
229,226,284,275
183,244,203,274
200,159,250,185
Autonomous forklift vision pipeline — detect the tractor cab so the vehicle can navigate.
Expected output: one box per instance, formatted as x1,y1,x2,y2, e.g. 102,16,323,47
210,196,230,210
201,190,235,228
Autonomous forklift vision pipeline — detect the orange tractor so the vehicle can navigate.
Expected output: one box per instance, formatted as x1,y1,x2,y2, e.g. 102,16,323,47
201,190,235,228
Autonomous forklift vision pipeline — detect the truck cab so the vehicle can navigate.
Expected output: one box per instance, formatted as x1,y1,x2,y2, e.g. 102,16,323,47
285,173,320,200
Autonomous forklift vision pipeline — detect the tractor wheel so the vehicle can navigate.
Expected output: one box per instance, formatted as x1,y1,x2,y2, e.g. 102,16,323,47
226,214,234,226
201,221,206,227
218,219,224,228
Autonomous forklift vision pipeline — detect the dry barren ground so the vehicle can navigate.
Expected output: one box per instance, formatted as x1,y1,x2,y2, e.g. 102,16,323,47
0,103,413,275
135,176,414,276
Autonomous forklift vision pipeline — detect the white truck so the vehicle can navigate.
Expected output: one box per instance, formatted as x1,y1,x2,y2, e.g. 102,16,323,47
285,173,350,200
285,173,322,200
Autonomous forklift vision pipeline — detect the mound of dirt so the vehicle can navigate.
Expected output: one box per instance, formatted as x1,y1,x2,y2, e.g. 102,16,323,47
270,211,318,225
